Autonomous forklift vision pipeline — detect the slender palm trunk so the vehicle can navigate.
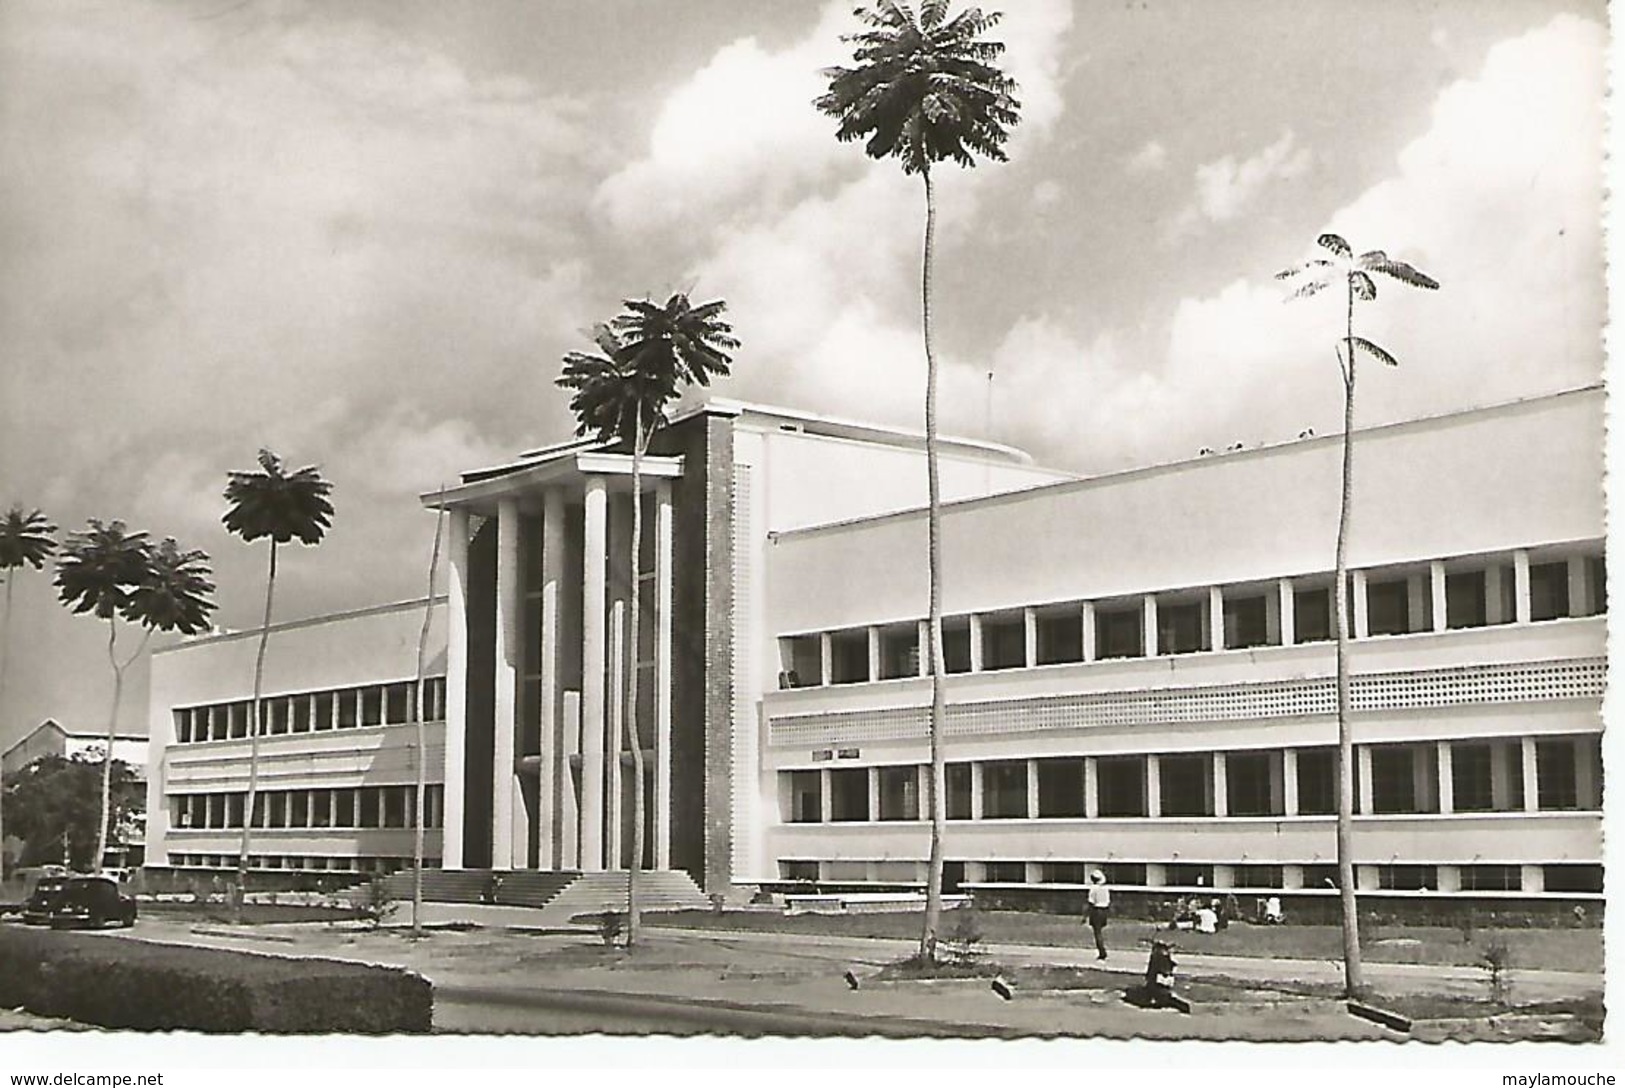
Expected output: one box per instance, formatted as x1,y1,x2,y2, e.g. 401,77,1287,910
0,577,11,885
94,618,145,874
1334,279,1364,997
413,499,446,940
237,541,277,914
919,166,947,962
625,418,647,948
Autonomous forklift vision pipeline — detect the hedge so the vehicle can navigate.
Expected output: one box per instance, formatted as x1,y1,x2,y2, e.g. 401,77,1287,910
0,927,432,1033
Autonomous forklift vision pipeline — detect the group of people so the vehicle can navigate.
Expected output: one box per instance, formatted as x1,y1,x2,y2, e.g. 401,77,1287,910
1081,874,1288,962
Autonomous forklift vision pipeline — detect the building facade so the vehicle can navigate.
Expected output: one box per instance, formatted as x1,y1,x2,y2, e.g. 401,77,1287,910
143,387,1605,906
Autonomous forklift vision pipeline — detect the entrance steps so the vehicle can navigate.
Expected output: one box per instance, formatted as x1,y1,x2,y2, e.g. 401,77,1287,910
378,868,708,923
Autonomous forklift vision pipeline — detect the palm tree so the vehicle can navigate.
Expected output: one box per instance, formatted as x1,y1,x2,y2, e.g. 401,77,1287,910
1276,233,1438,997
558,293,737,947
817,0,1019,961
222,450,334,906
0,505,57,884
56,523,215,871
412,492,446,940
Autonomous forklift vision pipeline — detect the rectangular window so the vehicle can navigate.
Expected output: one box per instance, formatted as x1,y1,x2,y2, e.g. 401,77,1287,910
1042,861,1089,884
359,788,381,829
335,790,356,827
311,789,333,828
231,701,251,739
878,766,919,821
1529,561,1570,621
1366,577,1411,636
1543,864,1602,894
981,761,1028,819
1164,863,1213,889
828,769,869,822
1451,742,1495,812
982,861,1025,884
266,791,286,829
778,636,821,688
361,686,384,727
1296,748,1336,816
1294,586,1333,643
947,763,973,820
1371,745,1436,814
1231,864,1283,889
227,794,244,829
1536,738,1579,810
385,682,413,724
290,695,312,733
1377,864,1436,891
337,690,358,729
1159,754,1212,817
383,786,407,828
1097,756,1147,817
1302,864,1339,891
1095,605,1143,660
779,860,819,882
786,771,822,823
1589,555,1607,615
1157,599,1207,655
829,631,869,685
942,618,972,674
1223,593,1271,649
312,692,334,730
1445,570,1487,629
1035,758,1086,818
980,615,1026,671
1101,862,1147,887
1458,865,1520,892
1035,610,1083,665
288,790,309,828
878,627,919,680
1226,751,1282,817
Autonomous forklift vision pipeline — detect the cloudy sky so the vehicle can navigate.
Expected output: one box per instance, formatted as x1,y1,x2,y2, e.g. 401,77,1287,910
0,0,1607,747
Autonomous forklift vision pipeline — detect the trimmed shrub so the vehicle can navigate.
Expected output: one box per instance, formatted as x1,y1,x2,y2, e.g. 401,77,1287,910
0,927,431,1033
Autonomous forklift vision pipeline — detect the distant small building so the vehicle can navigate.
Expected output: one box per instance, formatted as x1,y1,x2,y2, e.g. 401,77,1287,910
2,719,147,779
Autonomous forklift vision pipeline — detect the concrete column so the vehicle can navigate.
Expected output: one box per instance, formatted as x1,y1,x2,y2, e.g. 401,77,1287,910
1209,586,1225,652
654,481,674,869
1437,741,1454,815
867,767,881,822
1146,754,1162,817
1407,570,1428,632
1436,866,1462,893
1024,861,1043,884
968,615,984,672
1486,563,1507,625
1575,737,1599,809
1430,561,1448,632
1351,571,1369,638
442,507,470,869
1278,579,1296,646
1025,758,1040,819
1212,752,1228,818
1282,864,1304,890
537,488,564,870
1568,555,1594,617
1213,864,1233,890
579,475,608,871
867,627,881,683
491,498,520,871
916,764,930,821
1490,740,1514,811
561,691,580,866
1144,862,1166,888
1083,756,1099,818
819,768,833,824
1283,748,1299,816
1357,747,1374,815
819,633,833,686
1080,602,1097,662
1521,736,1539,812
970,763,984,821
1520,864,1545,894
606,600,624,869
1142,596,1158,657
1513,549,1532,623
1023,607,1038,667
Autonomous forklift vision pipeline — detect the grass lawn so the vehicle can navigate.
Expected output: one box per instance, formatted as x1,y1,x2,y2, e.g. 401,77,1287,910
141,900,362,925
647,908,1602,973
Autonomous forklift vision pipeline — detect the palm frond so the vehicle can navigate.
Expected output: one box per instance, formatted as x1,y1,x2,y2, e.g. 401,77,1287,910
1349,337,1401,367
222,449,335,547
1367,258,1439,291
54,520,150,621
127,538,216,635
1350,271,1377,301
1317,233,1352,258
1287,278,1331,301
0,506,58,571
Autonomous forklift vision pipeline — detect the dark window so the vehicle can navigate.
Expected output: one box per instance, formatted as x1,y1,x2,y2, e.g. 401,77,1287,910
982,761,1028,819
829,631,868,684
779,636,821,687
1529,561,1569,621
829,769,869,822
878,766,919,821
359,788,381,829
1536,739,1579,810
1035,611,1083,665
1543,864,1602,894
313,692,334,730
1296,748,1336,816
1224,593,1271,649
1159,754,1211,817
361,686,383,727
1451,743,1495,812
1096,605,1143,659
1589,555,1607,615
1377,864,1436,891
1164,863,1213,889
1231,865,1283,889
1302,864,1339,891
1035,758,1086,818
1371,745,1434,814
1043,862,1089,884
383,787,407,828
878,628,918,680
787,771,822,823
981,616,1026,670
311,790,332,829
1226,751,1281,817
780,861,819,882
942,619,972,674
947,763,973,820
1458,865,1520,892
1097,756,1147,817
335,790,355,827
1366,578,1411,636
983,861,1025,883
288,791,309,828
1157,599,1207,655
266,792,286,829
1446,570,1487,629
425,677,447,721
385,682,413,724
336,690,358,729
1101,862,1147,886
1294,586,1333,643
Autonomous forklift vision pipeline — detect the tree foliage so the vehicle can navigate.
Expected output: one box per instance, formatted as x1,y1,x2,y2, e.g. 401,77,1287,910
0,507,57,575
1,754,143,870
222,449,335,546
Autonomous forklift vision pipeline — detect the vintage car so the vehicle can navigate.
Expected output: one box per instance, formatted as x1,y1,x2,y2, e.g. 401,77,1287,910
23,874,137,929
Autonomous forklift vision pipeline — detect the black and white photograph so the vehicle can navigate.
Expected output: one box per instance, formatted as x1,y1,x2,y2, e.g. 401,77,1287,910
0,0,1613,1075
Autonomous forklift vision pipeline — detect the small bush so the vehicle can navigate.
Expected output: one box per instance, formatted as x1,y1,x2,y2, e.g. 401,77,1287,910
0,926,430,1033
942,906,985,964
1480,938,1513,1006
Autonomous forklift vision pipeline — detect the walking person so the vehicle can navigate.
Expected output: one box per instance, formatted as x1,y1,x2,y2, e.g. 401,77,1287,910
1086,869,1112,961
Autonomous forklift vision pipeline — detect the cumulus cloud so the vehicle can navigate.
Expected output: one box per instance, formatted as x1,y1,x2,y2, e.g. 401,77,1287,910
1170,130,1313,236
1127,140,1168,173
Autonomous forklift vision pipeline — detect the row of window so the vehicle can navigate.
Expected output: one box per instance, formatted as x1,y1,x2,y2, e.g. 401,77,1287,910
780,735,1603,823
174,786,445,830
173,678,448,744
777,860,1605,895
779,548,1605,687
168,854,430,874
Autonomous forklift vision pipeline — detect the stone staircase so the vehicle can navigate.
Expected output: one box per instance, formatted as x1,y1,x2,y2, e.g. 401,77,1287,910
378,867,708,923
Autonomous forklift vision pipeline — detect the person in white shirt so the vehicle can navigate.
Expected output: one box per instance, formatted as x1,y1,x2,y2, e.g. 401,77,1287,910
1086,870,1112,960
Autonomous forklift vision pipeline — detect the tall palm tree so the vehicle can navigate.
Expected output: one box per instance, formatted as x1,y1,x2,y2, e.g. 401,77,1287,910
1276,233,1438,998
817,0,1019,961
0,505,57,884
222,450,334,906
558,293,737,948
412,492,446,940
56,523,215,871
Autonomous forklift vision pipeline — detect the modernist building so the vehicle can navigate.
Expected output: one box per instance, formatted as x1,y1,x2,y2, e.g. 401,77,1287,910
144,387,1606,905
2,719,147,779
